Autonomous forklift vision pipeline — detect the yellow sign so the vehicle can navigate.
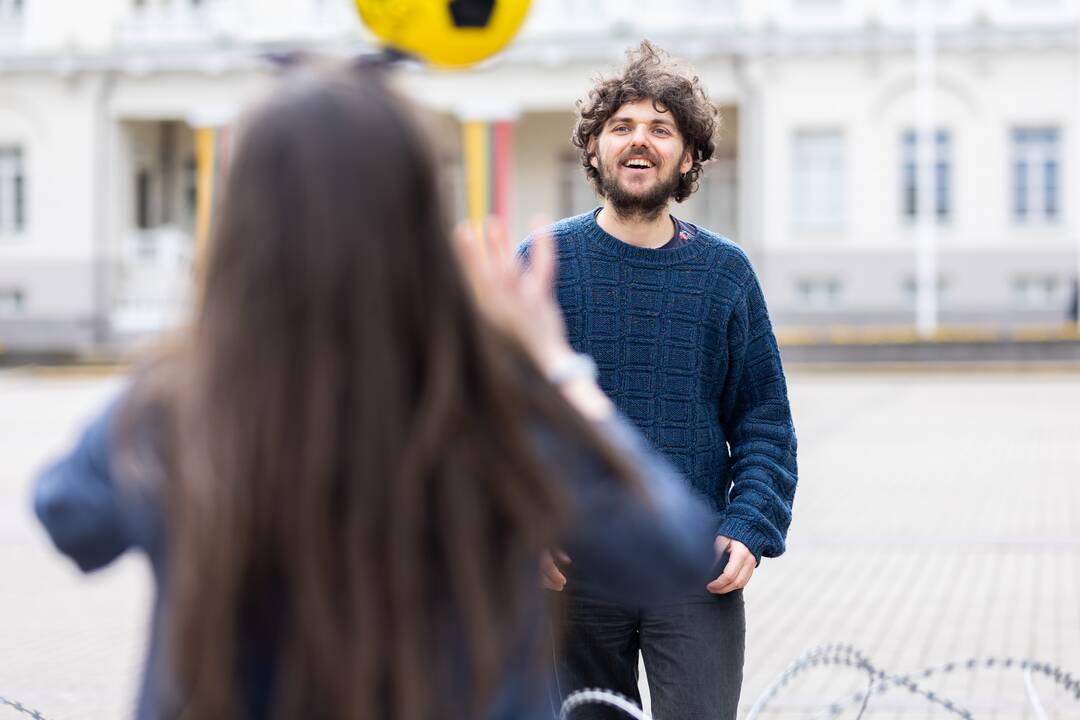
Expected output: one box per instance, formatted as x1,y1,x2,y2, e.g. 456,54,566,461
355,0,531,68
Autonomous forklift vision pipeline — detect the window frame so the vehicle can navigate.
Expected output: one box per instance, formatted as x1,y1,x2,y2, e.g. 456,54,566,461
1011,127,1061,225
791,128,847,234
901,128,952,224
0,145,27,239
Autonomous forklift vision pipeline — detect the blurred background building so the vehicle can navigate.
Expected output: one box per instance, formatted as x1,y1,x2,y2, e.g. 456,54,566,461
2,0,1080,353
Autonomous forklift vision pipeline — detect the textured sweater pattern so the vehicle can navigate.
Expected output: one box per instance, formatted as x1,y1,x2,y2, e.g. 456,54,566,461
520,211,798,561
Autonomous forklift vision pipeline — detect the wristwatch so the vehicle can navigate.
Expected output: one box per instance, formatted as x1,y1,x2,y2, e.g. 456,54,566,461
546,352,599,385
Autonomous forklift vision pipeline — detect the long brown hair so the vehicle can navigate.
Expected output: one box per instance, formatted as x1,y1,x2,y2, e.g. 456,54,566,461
121,63,637,719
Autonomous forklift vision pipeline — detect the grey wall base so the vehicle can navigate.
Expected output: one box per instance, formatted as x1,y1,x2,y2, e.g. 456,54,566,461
780,339,1080,364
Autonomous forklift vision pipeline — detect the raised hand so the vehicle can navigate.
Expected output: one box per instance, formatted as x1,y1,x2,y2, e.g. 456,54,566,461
454,218,575,376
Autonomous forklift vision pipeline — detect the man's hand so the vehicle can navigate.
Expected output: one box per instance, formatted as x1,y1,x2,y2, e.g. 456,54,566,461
706,536,754,594
540,549,571,591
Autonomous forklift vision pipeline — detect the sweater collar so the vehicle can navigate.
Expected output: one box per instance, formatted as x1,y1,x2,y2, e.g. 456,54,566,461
581,208,710,265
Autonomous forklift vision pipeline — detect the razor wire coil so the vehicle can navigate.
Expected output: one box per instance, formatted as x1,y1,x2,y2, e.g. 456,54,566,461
6,644,1079,720
0,695,48,720
560,644,1080,720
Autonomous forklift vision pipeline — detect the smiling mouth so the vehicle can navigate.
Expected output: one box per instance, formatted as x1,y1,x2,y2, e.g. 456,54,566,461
621,157,655,170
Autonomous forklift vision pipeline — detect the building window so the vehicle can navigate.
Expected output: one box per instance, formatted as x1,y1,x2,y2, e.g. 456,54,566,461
1013,275,1060,309
902,276,949,305
792,129,845,232
559,152,598,219
678,157,737,237
1012,128,1060,224
0,287,25,313
901,129,951,222
0,0,23,18
796,278,843,309
0,146,25,236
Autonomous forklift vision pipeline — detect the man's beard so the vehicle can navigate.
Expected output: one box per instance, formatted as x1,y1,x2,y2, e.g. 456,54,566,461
598,159,681,222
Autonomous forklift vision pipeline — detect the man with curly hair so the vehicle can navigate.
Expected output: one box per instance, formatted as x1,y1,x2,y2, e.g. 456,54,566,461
521,41,798,719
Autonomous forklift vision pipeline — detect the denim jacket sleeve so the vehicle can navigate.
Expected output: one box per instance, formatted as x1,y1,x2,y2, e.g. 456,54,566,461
34,392,157,572
551,413,716,603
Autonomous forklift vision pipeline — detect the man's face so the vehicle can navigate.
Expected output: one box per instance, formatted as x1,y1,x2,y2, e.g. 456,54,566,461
589,98,694,219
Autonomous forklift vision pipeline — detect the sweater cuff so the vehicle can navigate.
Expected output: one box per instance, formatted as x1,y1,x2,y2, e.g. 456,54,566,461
716,516,774,565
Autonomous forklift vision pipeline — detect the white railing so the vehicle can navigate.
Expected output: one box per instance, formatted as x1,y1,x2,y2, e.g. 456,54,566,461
115,0,359,48
117,0,234,46
513,0,1080,46
111,227,194,336
520,0,742,39
106,0,1080,52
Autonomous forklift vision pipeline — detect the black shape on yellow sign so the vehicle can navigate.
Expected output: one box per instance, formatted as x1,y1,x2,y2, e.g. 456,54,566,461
449,0,495,28
354,0,531,68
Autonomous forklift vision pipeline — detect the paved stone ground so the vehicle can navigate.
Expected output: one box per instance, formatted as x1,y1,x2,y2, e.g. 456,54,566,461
1,368,1078,719
731,369,1080,720
0,372,145,720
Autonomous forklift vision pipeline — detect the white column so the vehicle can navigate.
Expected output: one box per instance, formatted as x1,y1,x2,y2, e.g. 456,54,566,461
1074,0,1080,329
915,0,939,338
735,58,766,267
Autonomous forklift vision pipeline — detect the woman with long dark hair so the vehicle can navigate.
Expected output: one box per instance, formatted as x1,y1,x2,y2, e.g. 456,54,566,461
34,63,714,720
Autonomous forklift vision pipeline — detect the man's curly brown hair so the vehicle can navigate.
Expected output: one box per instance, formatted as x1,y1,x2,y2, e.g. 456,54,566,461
573,40,721,204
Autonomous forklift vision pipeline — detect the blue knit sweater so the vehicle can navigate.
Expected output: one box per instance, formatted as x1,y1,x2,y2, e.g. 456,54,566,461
520,211,798,561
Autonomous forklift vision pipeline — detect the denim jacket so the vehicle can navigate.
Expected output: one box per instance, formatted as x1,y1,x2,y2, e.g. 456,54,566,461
35,388,716,719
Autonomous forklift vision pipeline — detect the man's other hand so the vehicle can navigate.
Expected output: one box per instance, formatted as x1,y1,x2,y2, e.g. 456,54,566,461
540,549,570,591
706,535,754,594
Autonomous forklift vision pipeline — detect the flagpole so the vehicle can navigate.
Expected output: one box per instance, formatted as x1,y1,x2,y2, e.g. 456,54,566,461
915,0,939,339
1073,0,1080,331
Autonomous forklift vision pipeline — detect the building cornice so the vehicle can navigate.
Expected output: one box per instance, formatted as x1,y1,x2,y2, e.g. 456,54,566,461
1,25,1076,77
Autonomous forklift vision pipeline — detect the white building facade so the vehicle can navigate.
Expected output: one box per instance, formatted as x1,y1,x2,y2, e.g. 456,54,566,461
2,0,1079,352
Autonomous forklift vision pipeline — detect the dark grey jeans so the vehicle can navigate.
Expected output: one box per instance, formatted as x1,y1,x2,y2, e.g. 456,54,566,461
555,589,745,720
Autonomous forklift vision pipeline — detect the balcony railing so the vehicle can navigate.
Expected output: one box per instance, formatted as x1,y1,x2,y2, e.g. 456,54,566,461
115,0,359,48
512,0,1078,47
111,226,193,336
519,0,742,39
117,0,233,46
97,0,1080,53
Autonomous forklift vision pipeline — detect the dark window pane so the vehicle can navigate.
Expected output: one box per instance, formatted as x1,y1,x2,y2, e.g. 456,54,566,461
936,164,949,218
902,129,951,221
136,170,151,229
1014,162,1027,219
1045,160,1058,217
185,156,197,222
903,160,917,216
14,175,24,229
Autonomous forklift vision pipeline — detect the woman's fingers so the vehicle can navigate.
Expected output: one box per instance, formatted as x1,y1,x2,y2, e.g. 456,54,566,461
524,227,556,300
484,216,512,271
454,222,483,291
